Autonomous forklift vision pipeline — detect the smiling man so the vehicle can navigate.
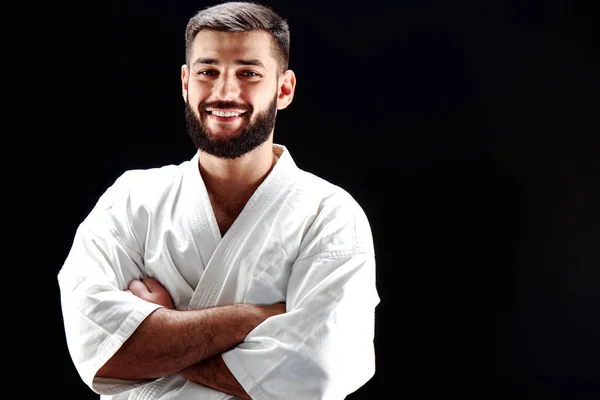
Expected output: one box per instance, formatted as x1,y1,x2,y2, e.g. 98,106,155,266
58,2,380,400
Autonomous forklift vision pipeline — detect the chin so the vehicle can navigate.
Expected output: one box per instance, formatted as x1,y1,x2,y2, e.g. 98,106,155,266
207,127,245,139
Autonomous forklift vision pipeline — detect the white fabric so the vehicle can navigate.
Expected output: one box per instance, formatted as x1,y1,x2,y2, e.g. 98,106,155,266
58,144,379,400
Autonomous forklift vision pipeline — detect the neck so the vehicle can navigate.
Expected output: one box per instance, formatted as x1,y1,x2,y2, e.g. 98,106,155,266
197,139,278,202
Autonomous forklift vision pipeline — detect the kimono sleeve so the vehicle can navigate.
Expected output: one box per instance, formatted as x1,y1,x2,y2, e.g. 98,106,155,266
222,193,380,400
57,172,163,395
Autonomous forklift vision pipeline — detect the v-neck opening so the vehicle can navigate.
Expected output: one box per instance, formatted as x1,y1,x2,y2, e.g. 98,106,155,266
198,144,291,244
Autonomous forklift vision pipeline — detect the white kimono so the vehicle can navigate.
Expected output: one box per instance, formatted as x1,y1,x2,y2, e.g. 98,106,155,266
58,144,379,400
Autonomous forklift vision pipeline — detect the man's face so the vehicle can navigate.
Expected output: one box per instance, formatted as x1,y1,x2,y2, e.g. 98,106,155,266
182,30,282,159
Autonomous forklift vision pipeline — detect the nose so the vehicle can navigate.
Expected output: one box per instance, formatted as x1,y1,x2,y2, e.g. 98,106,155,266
214,73,241,100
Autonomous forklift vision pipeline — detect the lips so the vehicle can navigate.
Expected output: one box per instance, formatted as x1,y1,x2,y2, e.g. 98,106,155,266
203,107,249,123
209,113,244,122
207,110,247,117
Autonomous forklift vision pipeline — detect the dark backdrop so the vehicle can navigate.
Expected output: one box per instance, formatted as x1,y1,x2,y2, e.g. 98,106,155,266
36,0,599,398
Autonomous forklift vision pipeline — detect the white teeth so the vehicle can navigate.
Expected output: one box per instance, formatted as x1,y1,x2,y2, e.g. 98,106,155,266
211,110,242,117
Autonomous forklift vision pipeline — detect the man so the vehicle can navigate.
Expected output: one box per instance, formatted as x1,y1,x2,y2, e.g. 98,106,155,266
58,2,380,399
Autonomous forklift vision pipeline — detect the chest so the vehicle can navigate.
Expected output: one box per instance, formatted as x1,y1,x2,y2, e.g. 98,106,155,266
143,205,300,307
210,197,247,236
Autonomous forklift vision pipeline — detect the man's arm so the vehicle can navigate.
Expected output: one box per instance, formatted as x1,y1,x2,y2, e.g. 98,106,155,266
97,278,285,381
219,252,378,400
180,355,251,400
215,197,379,399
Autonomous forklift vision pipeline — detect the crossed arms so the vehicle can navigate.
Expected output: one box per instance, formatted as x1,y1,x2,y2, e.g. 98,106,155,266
60,191,378,399
96,278,285,399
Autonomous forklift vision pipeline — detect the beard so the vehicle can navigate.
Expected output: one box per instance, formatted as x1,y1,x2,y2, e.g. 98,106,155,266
185,93,278,159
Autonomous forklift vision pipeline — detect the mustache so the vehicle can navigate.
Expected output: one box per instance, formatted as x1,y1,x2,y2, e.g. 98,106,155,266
201,101,252,112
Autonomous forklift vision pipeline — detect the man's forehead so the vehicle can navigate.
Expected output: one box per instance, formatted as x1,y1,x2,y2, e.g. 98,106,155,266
191,30,274,61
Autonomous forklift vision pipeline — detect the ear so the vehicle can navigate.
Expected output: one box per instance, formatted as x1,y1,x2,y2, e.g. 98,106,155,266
277,70,296,110
181,64,189,101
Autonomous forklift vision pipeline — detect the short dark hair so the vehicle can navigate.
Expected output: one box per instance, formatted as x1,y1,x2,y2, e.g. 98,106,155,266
185,1,290,74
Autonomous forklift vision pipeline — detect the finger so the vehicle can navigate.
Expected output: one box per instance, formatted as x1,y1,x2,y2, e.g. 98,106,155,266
142,277,164,293
128,280,150,296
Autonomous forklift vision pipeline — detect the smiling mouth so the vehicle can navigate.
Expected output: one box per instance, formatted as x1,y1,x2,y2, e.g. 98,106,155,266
204,110,248,124
206,110,248,118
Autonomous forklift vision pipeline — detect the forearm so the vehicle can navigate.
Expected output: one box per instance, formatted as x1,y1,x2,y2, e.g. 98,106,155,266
180,355,251,400
96,304,259,380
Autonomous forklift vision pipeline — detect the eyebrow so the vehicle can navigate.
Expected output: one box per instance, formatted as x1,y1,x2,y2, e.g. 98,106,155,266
192,58,266,69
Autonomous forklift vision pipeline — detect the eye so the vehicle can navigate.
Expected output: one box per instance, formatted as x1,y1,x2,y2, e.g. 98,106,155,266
240,71,260,77
198,70,218,76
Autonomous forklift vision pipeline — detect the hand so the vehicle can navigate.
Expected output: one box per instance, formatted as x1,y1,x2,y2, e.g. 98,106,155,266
127,277,175,310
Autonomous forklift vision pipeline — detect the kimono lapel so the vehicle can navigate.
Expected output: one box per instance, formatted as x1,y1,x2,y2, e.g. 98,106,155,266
180,152,221,291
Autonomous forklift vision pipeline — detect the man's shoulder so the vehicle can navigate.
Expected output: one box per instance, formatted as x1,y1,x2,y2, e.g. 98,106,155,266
97,158,191,209
295,169,361,210
292,170,374,258
117,162,185,189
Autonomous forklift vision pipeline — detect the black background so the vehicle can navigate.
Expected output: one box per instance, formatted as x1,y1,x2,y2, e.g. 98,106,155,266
32,0,599,398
